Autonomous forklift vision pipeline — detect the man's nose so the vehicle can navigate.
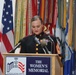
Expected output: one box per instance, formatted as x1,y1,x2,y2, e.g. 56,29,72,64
35,27,38,30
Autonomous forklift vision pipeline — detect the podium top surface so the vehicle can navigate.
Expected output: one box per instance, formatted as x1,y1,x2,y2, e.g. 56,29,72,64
3,53,58,57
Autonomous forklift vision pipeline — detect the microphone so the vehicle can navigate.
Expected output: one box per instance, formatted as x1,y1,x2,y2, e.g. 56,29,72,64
35,37,51,54
48,35,53,42
9,40,21,53
34,37,47,54
47,35,55,53
34,37,40,45
40,39,52,54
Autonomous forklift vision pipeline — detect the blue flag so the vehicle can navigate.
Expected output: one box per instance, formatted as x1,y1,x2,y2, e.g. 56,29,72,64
64,42,75,75
74,51,76,75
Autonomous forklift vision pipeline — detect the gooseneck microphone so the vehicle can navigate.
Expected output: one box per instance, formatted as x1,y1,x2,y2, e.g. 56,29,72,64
34,37,47,54
48,35,55,53
34,37,51,54
34,37,41,45
9,40,21,53
40,39,52,54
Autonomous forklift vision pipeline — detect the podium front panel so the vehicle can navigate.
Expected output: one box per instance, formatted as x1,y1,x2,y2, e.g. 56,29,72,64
3,53,63,75
4,54,51,75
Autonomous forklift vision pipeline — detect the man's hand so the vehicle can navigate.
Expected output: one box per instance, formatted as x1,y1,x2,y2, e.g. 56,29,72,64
43,25,50,34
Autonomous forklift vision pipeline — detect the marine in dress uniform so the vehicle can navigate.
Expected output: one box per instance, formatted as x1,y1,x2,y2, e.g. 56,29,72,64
10,15,60,54
20,32,57,54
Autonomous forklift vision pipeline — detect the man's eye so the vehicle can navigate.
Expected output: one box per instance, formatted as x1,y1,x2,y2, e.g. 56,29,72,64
32,26,35,28
37,26,40,28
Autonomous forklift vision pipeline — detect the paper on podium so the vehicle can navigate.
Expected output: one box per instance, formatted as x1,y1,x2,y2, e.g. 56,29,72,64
15,48,20,54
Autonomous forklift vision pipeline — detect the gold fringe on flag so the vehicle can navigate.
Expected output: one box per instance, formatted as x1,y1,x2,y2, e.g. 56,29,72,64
15,0,22,44
20,0,27,38
73,0,76,50
68,0,73,46
61,0,64,28
63,0,66,28
15,0,27,44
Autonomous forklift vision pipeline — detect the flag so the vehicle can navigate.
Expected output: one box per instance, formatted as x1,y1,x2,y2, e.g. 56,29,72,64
0,0,14,74
15,0,28,44
64,42,71,75
71,49,75,75
63,9,75,75
67,0,73,46
75,51,76,75
50,0,58,35
72,0,76,52
52,0,58,28
64,42,75,75
26,0,37,36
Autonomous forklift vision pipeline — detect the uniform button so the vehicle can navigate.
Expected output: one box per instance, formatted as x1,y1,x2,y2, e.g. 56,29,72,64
36,48,38,50
36,52,38,54
36,44,38,46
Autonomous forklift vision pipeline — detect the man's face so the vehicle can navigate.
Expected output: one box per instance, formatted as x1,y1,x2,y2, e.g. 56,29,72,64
31,19,43,35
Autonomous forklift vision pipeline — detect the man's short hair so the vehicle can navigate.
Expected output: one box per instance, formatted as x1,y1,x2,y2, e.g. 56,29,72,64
31,15,43,24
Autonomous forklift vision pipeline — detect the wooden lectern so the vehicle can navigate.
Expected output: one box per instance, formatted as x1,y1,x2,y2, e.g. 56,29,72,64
3,53,63,75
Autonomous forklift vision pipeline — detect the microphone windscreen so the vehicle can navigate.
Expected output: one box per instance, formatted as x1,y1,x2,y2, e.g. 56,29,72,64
40,39,49,46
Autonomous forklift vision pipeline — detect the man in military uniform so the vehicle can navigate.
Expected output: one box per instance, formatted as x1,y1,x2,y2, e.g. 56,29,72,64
19,15,60,54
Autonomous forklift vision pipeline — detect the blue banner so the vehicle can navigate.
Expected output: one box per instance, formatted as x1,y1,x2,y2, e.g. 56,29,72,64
26,56,51,75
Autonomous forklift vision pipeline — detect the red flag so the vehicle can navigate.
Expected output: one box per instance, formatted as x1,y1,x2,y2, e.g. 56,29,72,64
52,0,58,28
49,0,58,35
26,0,37,36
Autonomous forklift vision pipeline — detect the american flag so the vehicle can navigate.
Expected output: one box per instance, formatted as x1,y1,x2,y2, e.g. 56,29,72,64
0,0,14,74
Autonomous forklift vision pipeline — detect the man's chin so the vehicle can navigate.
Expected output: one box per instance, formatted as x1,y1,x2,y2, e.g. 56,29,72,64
34,33,40,35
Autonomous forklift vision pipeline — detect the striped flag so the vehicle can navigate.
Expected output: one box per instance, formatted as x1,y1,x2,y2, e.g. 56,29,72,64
0,0,14,74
